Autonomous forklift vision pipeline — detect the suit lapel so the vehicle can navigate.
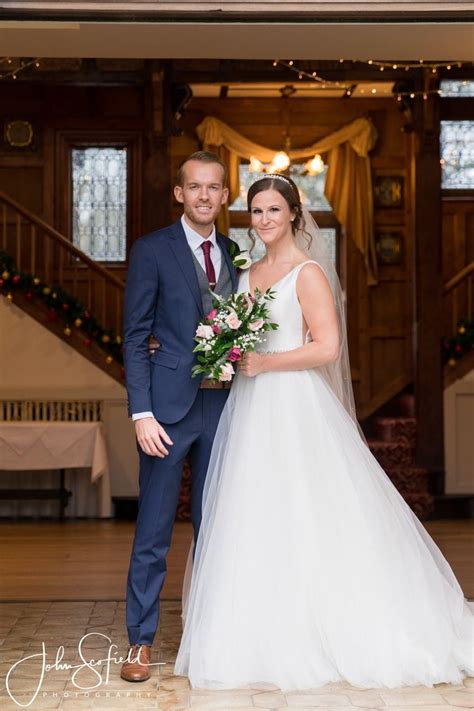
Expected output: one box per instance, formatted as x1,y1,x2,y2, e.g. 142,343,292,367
217,233,238,291
169,221,204,315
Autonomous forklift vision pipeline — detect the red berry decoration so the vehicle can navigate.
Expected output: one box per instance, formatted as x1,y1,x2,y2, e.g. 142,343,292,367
84,338,92,347
12,275,21,284
83,310,91,319
62,303,70,311
26,291,33,300
455,344,463,354
48,309,58,321
0,279,4,287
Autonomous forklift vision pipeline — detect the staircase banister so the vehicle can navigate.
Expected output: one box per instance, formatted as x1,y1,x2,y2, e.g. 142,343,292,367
443,261,474,295
0,190,125,290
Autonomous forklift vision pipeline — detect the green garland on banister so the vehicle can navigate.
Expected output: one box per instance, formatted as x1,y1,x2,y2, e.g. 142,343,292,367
0,250,124,374
442,318,474,366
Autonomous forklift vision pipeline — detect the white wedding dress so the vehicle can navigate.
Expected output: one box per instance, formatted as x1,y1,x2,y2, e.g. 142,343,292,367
174,261,473,691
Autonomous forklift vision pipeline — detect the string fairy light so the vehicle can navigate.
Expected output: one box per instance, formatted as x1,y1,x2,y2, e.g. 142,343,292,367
363,58,463,71
0,58,42,81
272,59,471,101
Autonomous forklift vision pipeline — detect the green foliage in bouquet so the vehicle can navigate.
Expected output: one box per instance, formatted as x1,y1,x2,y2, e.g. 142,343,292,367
192,289,278,382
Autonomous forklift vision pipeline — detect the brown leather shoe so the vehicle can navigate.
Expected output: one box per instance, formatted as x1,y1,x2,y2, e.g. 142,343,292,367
120,644,152,682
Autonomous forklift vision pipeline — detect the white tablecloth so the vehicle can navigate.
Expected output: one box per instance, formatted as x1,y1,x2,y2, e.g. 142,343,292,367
0,422,112,517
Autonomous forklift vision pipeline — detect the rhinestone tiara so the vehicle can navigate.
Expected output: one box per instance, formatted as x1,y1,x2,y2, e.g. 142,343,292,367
252,173,293,187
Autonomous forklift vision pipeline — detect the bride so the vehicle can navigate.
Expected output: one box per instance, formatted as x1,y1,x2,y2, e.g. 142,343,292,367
174,173,473,690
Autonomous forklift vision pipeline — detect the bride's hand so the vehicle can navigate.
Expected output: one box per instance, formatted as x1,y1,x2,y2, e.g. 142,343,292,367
239,352,266,377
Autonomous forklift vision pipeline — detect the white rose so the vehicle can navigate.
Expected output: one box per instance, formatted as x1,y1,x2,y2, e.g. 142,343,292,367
219,362,235,381
233,251,252,270
196,324,214,340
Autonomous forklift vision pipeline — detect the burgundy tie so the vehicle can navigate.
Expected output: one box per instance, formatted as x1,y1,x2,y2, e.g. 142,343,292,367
200,241,216,288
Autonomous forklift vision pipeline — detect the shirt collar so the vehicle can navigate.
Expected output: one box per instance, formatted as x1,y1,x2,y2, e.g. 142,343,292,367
181,215,217,253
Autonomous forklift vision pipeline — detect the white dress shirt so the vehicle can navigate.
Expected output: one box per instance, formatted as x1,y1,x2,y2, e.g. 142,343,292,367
132,216,221,421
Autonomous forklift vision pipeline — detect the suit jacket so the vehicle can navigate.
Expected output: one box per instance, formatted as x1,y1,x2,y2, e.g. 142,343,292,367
123,219,239,424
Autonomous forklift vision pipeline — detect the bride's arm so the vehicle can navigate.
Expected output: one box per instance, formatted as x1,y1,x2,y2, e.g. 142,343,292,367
239,263,340,377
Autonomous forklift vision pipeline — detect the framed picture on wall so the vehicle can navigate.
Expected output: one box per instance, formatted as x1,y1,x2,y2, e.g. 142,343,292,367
3,119,37,151
373,175,404,208
375,230,403,265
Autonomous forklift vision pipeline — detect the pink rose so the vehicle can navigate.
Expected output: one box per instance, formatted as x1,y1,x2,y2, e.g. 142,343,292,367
206,308,218,320
227,346,241,362
212,324,222,335
196,324,214,340
248,318,264,332
219,362,235,381
225,312,242,330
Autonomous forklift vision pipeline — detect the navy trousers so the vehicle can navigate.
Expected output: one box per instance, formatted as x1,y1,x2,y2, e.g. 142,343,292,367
126,388,229,645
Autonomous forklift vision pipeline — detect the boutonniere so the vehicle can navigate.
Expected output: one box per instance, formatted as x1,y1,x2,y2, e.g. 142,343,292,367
227,241,252,270
233,251,252,270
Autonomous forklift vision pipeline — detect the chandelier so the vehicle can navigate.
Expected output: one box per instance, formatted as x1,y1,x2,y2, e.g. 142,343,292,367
248,130,325,177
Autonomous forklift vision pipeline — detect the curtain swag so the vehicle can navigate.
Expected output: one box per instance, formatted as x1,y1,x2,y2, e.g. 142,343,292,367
197,115,379,285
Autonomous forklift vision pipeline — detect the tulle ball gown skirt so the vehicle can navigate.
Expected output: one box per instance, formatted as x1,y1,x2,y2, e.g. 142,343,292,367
174,369,474,691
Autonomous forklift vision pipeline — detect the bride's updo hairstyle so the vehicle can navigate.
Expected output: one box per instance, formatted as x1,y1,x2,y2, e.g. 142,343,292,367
246,174,312,251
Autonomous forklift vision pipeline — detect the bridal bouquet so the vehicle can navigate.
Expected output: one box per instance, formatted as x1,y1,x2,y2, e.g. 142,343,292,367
192,290,278,382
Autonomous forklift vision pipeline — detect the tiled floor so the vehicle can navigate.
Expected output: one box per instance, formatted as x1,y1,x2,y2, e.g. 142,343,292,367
0,601,472,710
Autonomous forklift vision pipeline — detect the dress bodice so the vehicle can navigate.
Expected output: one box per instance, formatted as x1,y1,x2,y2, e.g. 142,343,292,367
238,261,316,353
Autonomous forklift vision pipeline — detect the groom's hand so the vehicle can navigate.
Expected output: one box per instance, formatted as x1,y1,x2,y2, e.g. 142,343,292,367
135,417,173,458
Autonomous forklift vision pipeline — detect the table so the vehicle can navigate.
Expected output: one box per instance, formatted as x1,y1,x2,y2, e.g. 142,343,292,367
0,422,112,518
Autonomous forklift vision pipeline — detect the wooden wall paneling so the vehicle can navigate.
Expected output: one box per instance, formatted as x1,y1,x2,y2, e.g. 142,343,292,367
141,61,173,236
414,87,444,474
467,210,474,263
0,83,147,291
43,125,55,226
362,111,414,418
442,200,474,277
441,199,474,338
170,133,200,223
370,337,406,395
0,165,44,216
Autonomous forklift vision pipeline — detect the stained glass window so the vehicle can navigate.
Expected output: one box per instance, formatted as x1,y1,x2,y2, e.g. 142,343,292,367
230,163,332,212
72,147,127,261
440,121,474,189
229,227,337,266
440,80,474,97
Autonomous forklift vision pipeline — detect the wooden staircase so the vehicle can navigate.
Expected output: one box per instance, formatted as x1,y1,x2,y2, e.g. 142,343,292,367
0,190,125,383
366,394,434,520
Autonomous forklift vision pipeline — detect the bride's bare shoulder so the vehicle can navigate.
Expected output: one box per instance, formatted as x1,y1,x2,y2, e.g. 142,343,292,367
296,260,331,294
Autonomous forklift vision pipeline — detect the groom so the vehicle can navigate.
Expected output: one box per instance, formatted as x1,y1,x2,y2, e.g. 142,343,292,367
121,151,239,682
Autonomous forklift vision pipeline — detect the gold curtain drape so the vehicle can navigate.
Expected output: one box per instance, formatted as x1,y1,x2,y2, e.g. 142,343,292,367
197,115,378,284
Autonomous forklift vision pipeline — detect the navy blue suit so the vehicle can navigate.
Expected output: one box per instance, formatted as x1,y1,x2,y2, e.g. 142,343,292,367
123,219,238,645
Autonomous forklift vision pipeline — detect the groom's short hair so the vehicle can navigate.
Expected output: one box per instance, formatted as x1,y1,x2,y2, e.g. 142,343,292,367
176,151,227,187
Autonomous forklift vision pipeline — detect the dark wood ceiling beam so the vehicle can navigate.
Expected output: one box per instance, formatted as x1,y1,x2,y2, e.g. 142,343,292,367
1,59,471,88
171,60,471,85
1,2,474,22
